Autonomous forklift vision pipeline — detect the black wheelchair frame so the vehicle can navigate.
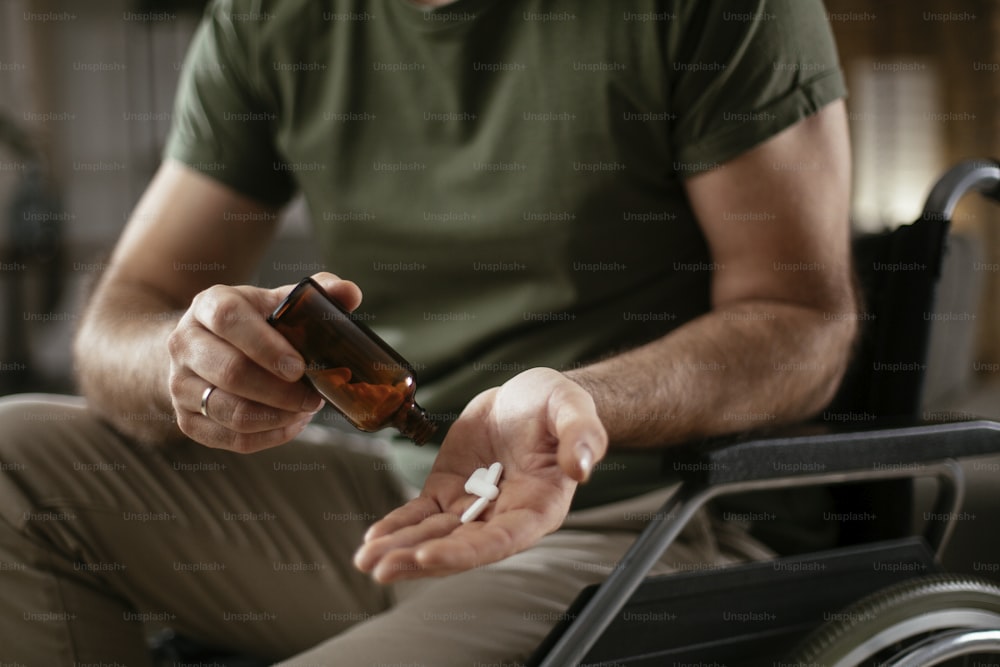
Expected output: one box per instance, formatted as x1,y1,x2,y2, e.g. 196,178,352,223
529,158,1000,666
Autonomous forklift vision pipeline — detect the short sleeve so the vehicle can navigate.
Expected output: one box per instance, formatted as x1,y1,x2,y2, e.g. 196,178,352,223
164,0,295,206
667,0,847,176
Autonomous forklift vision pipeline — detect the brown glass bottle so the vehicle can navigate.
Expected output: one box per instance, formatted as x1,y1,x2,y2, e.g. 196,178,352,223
268,277,437,445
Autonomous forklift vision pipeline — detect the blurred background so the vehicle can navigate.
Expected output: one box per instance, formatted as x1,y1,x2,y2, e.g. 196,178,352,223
1,0,998,401
0,0,997,564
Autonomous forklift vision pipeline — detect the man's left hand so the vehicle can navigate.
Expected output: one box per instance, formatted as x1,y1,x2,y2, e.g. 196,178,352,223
353,367,607,583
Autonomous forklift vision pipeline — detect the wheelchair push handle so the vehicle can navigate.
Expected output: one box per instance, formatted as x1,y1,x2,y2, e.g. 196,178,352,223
921,158,1000,221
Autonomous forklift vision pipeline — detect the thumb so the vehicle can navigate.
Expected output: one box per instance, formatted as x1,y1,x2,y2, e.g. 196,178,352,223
548,379,608,483
259,273,364,316
309,272,363,312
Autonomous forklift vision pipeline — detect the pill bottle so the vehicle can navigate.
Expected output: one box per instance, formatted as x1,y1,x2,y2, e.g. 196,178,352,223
268,277,437,445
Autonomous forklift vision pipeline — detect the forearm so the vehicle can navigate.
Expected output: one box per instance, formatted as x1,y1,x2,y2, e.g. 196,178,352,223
73,278,184,443
71,162,286,444
566,300,857,449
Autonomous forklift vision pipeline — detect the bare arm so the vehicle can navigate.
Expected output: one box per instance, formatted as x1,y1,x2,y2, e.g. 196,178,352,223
74,159,359,448
566,101,857,448
355,102,857,582
75,160,271,438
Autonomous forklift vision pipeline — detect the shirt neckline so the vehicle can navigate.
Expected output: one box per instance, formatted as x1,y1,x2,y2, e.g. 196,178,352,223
390,0,500,31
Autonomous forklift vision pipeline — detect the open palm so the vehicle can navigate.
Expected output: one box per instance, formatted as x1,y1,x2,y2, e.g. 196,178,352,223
353,368,607,583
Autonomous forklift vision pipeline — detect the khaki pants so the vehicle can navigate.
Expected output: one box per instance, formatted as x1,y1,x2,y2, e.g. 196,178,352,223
0,394,770,666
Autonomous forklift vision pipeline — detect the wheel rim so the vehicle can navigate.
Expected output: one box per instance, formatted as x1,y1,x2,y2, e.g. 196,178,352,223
791,575,1000,666
824,609,1000,666
884,628,1000,667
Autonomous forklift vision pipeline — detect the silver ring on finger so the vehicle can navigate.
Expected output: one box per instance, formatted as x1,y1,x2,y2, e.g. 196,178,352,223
200,385,217,419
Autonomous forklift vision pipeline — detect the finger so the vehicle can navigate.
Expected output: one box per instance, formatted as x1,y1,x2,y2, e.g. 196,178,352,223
549,381,609,482
368,543,484,583
365,524,484,584
175,408,313,454
354,511,459,574
368,547,427,582
362,496,443,544
174,375,315,434
189,284,312,383
178,327,323,413
305,272,363,312
370,509,542,583
412,508,537,572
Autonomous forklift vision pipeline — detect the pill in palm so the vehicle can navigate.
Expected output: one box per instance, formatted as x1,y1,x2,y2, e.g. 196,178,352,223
463,467,487,491
460,495,491,523
464,463,503,498
460,461,504,523
465,477,500,500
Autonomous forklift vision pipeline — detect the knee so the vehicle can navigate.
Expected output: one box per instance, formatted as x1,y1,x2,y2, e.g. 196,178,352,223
0,395,105,523
0,394,88,457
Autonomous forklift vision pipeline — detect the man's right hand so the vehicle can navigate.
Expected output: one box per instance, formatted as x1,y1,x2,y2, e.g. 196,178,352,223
167,272,362,453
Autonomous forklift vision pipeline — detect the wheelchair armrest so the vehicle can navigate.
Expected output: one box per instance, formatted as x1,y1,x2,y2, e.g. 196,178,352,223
534,417,1000,666
669,417,1000,486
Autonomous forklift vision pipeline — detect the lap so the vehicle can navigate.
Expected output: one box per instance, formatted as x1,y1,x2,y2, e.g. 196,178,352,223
0,395,771,664
280,486,773,666
0,394,411,658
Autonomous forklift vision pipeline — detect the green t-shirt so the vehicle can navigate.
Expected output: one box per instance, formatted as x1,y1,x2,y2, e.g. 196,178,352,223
165,0,846,508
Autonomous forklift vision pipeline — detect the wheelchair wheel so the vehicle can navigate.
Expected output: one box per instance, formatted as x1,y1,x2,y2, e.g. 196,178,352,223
789,574,1000,667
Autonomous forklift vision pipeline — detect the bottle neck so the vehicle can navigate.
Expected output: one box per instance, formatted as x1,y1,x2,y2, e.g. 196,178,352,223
392,400,438,445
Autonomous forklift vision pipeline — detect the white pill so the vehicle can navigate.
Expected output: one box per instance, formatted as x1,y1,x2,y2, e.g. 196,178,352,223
460,462,503,523
464,477,499,500
485,461,503,485
460,496,490,523
464,468,487,494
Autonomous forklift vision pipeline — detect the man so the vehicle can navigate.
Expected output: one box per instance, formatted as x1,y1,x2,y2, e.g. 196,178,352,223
0,0,856,664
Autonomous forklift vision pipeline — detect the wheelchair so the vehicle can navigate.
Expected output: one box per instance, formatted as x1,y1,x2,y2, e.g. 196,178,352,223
155,159,1000,666
529,158,1000,666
